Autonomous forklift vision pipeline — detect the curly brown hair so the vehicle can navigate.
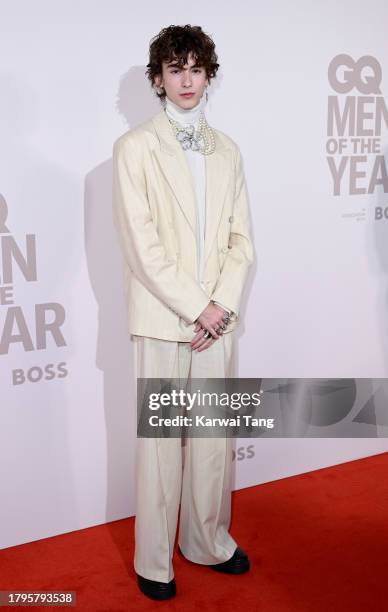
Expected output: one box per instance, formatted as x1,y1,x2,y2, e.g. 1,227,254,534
146,24,220,102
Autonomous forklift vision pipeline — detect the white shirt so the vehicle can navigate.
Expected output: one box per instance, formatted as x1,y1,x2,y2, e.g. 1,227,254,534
164,95,232,315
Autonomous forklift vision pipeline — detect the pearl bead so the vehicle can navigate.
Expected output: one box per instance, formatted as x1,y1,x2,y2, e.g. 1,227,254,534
168,111,216,155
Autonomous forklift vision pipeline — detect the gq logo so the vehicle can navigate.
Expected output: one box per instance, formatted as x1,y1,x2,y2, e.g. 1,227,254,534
328,54,382,94
326,53,388,198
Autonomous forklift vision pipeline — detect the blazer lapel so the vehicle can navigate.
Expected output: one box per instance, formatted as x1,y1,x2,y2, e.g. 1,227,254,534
151,109,233,265
152,110,197,235
203,145,233,266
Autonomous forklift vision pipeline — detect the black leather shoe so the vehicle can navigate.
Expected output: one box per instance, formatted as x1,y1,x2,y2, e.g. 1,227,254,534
208,547,250,574
178,546,250,574
136,573,176,600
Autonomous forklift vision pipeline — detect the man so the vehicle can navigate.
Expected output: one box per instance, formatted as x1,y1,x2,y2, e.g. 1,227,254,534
112,24,254,600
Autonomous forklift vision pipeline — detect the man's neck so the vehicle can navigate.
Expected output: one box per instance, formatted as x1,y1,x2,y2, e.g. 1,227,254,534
164,94,206,126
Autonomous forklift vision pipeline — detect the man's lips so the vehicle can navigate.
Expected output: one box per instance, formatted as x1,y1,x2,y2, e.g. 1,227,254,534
180,92,195,97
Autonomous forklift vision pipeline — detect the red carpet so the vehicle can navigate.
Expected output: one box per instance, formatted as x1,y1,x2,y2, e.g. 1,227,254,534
1,453,387,611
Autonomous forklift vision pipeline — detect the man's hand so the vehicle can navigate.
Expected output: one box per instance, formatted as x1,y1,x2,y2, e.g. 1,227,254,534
191,303,229,352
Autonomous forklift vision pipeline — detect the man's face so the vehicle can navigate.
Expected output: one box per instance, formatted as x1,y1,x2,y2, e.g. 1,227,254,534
154,52,209,110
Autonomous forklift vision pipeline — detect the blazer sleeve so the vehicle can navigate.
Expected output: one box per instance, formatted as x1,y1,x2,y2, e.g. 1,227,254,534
211,145,255,318
112,136,211,325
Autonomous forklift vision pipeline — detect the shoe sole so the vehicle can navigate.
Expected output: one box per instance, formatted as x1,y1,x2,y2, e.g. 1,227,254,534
209,558,250,574
137,576,176,600
137,584,176,600
177,546,250,574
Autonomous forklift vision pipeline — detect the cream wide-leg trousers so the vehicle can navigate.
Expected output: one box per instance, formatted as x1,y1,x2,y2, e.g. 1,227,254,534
131,330,238,583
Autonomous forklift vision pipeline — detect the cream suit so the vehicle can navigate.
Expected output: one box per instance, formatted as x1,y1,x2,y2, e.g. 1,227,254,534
112,107,254,583
112,108,254,341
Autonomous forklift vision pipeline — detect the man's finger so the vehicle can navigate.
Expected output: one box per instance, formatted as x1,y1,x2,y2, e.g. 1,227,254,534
190,328,207,346
191,328,218,350
191,325,217,347
208,326,220,339
196,337,215,352
191,333,209,350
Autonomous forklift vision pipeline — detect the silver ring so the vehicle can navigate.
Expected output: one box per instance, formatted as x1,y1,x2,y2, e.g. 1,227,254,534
203,330,211,339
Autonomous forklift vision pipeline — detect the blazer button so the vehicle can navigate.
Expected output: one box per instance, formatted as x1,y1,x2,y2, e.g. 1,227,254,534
229,216,234,222
221,246,228,253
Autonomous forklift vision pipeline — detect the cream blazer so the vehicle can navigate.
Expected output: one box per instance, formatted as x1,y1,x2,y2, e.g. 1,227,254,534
112,108,254,342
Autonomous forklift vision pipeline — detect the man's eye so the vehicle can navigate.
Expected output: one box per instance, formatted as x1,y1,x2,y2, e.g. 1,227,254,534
170,69,179,74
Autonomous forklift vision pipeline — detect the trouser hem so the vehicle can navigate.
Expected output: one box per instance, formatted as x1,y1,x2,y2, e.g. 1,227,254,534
179,544,237,566
134,566,174,583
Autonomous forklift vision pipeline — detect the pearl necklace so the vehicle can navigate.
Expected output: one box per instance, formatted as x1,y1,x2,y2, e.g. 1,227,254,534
168,111,216,155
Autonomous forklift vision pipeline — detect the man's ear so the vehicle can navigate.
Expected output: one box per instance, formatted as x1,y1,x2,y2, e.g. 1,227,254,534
154,74,163,88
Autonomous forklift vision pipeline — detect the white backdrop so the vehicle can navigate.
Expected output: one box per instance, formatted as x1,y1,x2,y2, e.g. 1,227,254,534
1,0,388,549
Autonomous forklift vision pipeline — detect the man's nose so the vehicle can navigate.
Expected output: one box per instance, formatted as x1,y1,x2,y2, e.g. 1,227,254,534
182,71,193,87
